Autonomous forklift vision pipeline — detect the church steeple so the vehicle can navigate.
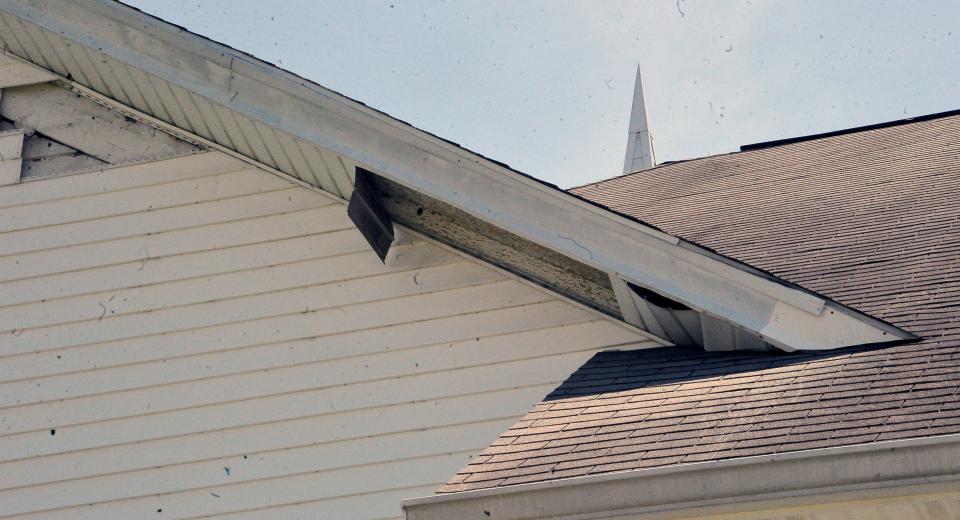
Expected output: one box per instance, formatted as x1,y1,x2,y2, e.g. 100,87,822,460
623,65,656,173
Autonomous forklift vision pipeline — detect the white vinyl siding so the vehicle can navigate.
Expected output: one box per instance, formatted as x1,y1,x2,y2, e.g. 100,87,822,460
0,151,656,519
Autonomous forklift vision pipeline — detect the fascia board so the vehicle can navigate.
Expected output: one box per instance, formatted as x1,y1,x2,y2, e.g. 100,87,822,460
0,0,917,350
403,434,960,520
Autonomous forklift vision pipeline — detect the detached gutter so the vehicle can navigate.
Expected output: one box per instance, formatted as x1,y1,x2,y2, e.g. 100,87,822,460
403,434,960,520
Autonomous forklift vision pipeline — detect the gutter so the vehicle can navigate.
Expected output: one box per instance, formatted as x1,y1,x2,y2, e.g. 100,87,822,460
403,434,960,520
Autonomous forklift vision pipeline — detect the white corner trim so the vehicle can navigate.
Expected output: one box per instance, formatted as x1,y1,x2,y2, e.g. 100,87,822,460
0,0,918,351
403,434,960,520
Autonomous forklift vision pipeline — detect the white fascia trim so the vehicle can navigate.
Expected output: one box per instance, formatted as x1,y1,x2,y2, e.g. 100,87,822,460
403,434,960,520
0,0,917,351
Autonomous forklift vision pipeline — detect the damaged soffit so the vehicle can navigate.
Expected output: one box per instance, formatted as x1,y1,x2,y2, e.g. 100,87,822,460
0,0,919,352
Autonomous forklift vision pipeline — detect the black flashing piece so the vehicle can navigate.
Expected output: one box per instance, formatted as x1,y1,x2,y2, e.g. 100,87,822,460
740,108,960,152
627,281,691,311
347,168,395,263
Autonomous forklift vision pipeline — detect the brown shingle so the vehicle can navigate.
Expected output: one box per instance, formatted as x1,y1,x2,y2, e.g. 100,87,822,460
438,112,960,494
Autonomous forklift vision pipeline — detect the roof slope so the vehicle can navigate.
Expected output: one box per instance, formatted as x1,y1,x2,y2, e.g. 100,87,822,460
573,113,960,323
440,112,960,492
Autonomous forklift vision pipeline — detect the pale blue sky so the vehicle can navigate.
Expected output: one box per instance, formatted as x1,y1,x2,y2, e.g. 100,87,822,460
127,0,960,188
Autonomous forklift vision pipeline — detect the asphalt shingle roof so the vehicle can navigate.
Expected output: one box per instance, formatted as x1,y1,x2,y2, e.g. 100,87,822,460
439,112,960,493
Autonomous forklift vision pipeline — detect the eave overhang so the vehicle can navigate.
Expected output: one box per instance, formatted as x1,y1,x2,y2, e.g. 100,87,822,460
0,0,918,352
403,434,960,520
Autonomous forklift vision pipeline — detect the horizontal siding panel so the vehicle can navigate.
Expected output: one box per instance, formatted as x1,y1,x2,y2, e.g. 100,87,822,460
0,229,369,310
0,279,546,433
0,205,353,284
0,241,454,337
0,349,600,464
0,148,656,519
0,290,572,385
0,418,514,514
2,318,635,417
0,386,552,494
204,485,437,520
0,167,294,234
5,452,472,520
0,151,243,209
0,186,322,258
0,261,503,358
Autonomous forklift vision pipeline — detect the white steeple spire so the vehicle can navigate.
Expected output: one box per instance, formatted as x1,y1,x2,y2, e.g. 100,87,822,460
623,65,656,173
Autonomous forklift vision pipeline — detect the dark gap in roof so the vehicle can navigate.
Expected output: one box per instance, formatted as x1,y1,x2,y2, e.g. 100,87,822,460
740,108,960,152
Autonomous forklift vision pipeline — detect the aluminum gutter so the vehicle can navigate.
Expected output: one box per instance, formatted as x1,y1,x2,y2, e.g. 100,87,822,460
403,434,960,520
0,0,917,351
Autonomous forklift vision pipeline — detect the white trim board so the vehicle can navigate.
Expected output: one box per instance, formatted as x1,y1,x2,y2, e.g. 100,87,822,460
0,0,918,351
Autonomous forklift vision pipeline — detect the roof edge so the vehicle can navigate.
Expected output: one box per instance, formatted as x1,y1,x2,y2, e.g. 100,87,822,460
404,434,960,520
0,0,917,352
740,108,960,151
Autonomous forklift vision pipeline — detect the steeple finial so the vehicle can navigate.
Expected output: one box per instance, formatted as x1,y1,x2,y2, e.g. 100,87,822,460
623,65,656,173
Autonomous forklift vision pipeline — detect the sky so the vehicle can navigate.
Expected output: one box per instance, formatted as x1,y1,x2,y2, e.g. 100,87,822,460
127,0,960,188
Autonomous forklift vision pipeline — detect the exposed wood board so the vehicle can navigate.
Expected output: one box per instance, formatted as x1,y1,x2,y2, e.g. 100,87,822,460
378,177,622,317
0,128,23,185
0,83,197,164
0,50,55,87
